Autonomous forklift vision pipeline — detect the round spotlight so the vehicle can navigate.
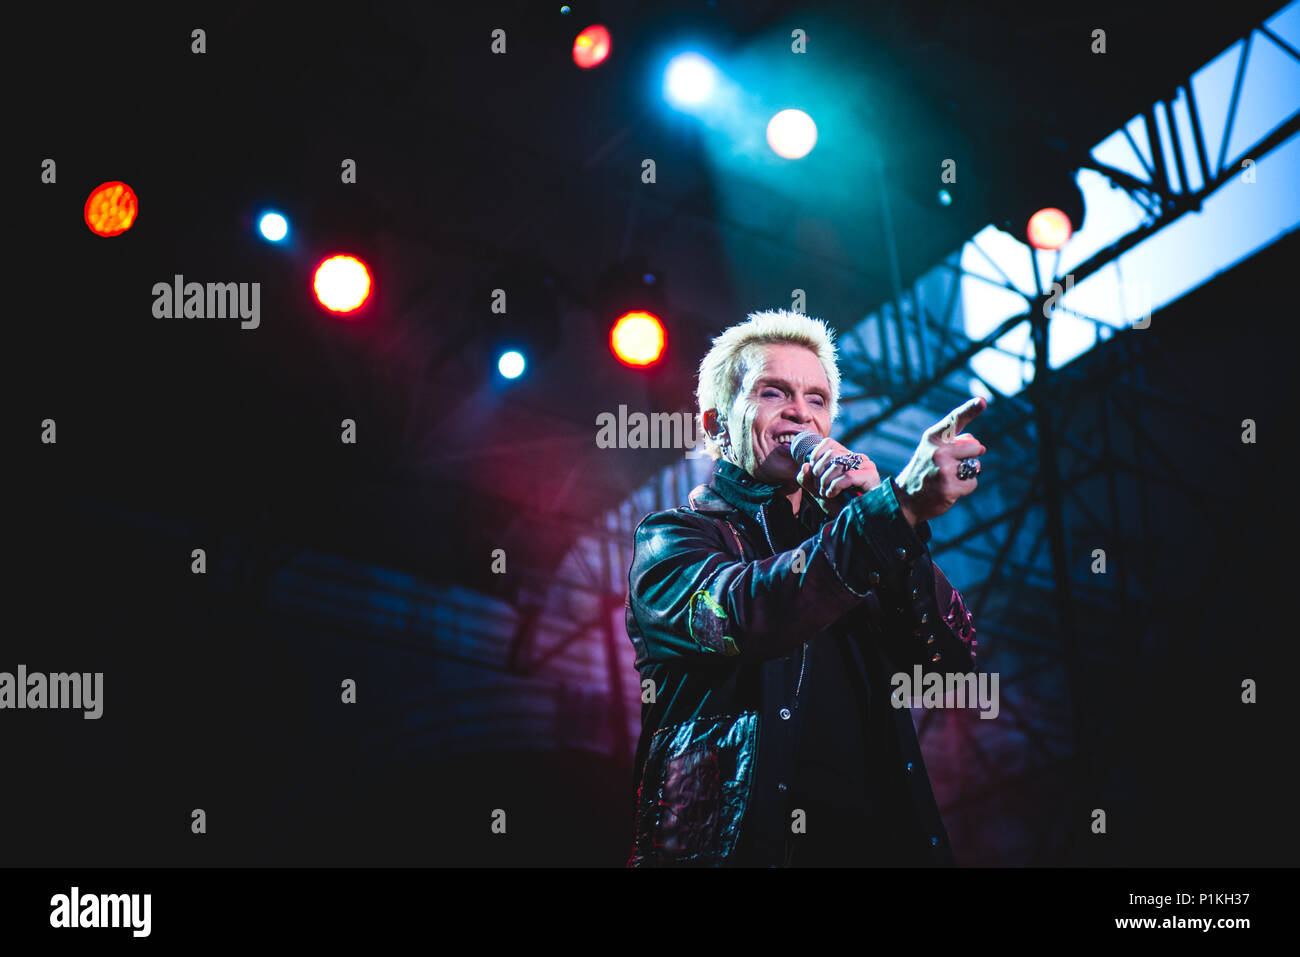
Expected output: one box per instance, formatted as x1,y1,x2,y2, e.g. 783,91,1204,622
313,255,372,313
610,311,666,367
573,24,611,69
498,350,526,379
1027,207,1073,250
766,109,817,159
258,212,288,242
84,181,138,237
664,53,716,107
937,189,952,206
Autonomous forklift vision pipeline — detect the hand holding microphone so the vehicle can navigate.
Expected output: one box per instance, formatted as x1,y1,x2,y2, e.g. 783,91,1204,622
790,396,989,524
789,431,881,515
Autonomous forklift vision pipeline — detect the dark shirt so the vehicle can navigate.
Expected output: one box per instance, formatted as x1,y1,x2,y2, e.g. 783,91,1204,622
764,494,878,866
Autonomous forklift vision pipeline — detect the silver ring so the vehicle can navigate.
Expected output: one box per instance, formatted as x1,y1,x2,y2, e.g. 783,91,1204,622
957,457,981,480
832,453,863,472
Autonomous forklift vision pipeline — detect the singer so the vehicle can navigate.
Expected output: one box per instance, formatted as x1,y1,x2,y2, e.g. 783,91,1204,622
625,309,986,867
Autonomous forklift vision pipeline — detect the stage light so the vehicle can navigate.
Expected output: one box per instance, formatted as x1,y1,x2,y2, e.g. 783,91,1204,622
498,350,526,378
664,53,716,107
938,189,952,206
1027,207,1072,250
84,181,138,237
313,255,372,313
259,212,288,242
260,215,287,241
573,24,610,69
1001,167,1085,250
480,263,561,381
611,311,666,367
766,109,817,159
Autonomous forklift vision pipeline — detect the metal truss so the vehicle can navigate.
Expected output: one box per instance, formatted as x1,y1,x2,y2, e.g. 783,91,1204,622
814,14,1299,862
285,8,1298,860
519,10,1300,860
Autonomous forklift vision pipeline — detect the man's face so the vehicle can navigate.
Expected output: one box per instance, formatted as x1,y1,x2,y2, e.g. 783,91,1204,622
726,342,832,485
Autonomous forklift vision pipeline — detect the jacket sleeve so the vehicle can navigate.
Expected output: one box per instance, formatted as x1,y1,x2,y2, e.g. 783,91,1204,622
627,478,930,663
869,553,978,673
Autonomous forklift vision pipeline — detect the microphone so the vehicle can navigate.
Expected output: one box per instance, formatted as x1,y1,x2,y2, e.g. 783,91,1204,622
789,431,867,500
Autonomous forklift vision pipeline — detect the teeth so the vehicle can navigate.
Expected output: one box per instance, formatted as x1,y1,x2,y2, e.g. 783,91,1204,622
776,435,796,445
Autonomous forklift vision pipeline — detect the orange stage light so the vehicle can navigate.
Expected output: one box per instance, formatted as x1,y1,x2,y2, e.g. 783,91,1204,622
610,311,665,366
313,255,372,313
84,181,138,237
573,25,611,69
1027,207,1072,250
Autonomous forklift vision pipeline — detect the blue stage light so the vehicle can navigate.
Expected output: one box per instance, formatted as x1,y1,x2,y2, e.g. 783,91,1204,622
498,350,526,379
665,53,717,107
766,109,817,159
259,212,288,242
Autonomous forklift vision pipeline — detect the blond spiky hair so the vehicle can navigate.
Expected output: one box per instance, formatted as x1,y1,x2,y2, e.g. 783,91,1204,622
696,309,840,460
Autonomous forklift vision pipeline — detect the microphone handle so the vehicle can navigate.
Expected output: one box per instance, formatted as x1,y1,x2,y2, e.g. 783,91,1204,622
789,431,877,502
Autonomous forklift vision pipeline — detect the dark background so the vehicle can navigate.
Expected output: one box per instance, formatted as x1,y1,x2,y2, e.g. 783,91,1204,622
7,0,1297,866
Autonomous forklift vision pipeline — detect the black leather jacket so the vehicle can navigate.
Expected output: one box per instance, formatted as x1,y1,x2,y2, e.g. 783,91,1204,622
624,458,978,867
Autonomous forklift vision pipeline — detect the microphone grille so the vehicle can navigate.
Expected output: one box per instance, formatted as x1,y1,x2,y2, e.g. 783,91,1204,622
790,431,823,463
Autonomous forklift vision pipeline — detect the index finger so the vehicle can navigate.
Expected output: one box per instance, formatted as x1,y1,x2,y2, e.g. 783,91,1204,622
934,397,987,442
